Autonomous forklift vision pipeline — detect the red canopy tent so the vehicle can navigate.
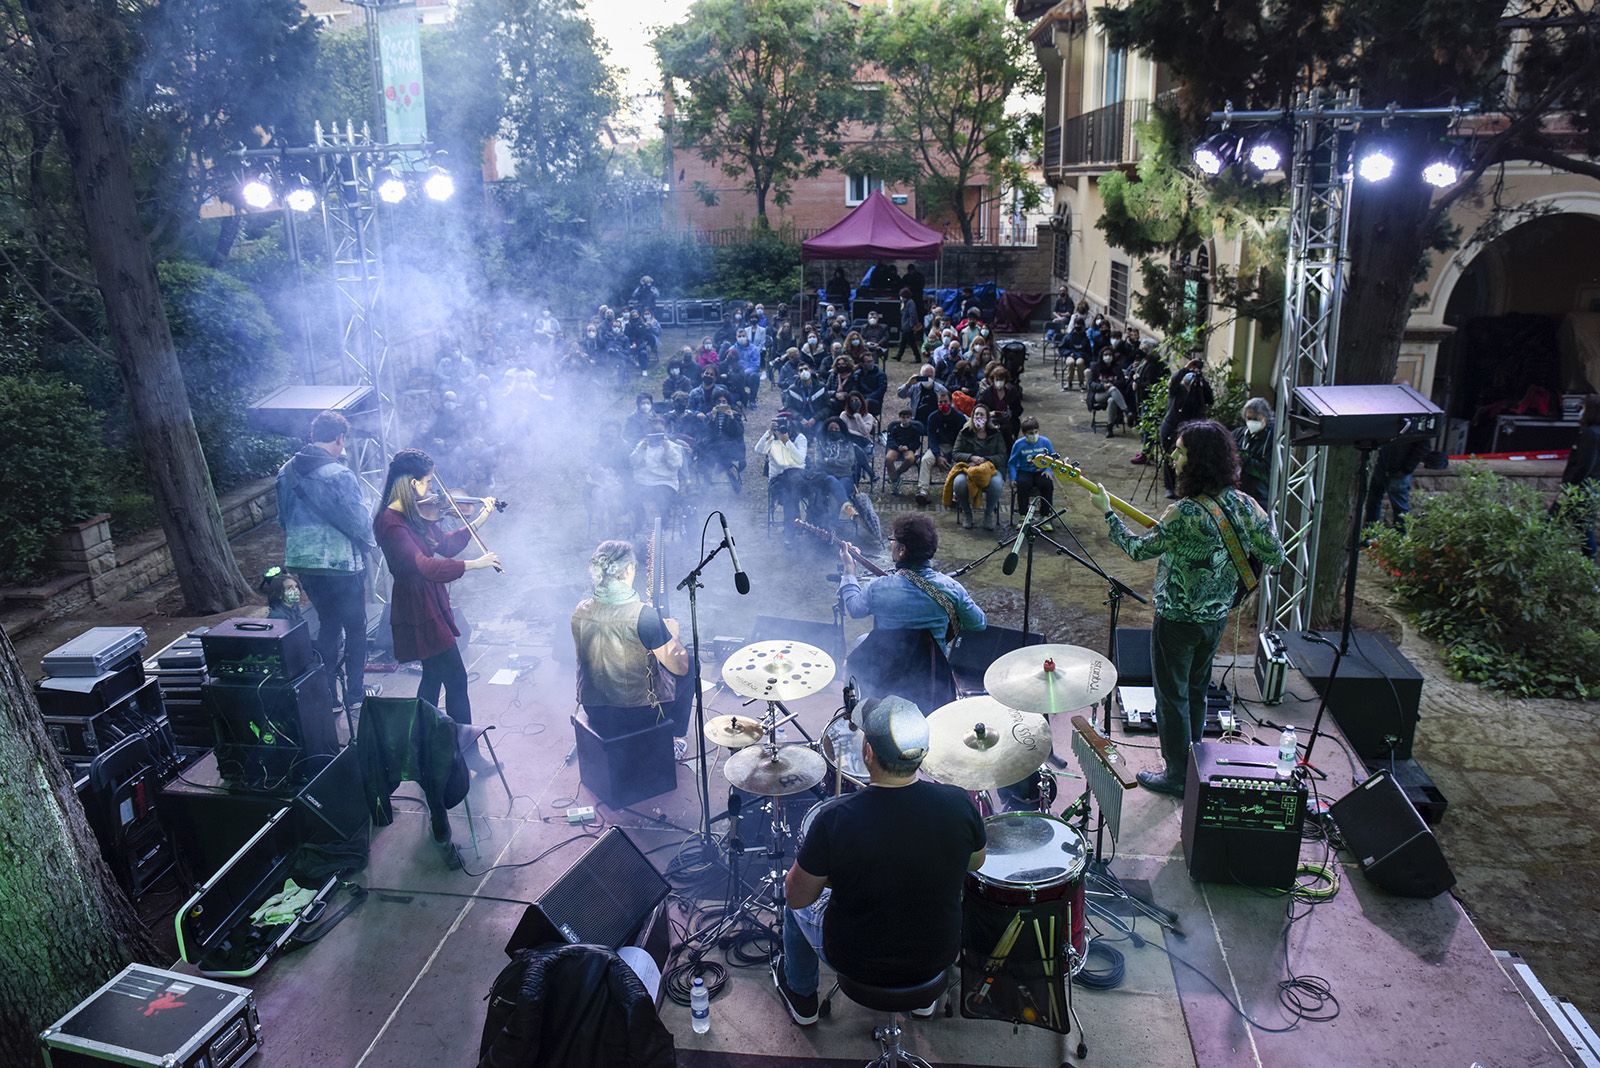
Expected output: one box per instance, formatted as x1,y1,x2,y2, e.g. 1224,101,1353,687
800,190,943,261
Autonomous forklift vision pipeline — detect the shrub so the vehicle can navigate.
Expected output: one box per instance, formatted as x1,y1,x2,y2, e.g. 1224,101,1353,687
702,229,804,305
1368,465,1600,699
0,375,110,585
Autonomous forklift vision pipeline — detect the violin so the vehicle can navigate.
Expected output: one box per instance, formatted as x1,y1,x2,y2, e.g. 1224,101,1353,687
418,493,509,524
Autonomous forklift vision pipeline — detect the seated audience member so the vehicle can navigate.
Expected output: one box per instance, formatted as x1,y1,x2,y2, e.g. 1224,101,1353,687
622,392,657,446
665,345,697,382
945,359,980,399
696,336,720,369
688,369,732,414
949,403,1008,530
919,394,968,507
976,365,1024,444
806,416,871,536
1008,416,1056,530
783,365,827,431
702,397,747,492
664,392,706,457
824,357,859,415
629,420,686,528
662,362,695,403
898,363,945,427
841,392,877,440
861,310,889,347
755,413,810,536
855,350,888,415
884,407,927,495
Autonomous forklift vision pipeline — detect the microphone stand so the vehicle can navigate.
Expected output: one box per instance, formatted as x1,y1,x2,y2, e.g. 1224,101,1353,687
675,532,737,870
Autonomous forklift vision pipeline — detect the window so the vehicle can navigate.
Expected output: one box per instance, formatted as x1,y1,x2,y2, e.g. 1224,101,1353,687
846,174,882,206
1109,260,1130,320
1102,45,1126,107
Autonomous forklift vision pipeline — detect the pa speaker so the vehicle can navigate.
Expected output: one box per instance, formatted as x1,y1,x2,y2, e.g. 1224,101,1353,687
504,827,670,956
1329,770,1456,898
1112,627,1153,688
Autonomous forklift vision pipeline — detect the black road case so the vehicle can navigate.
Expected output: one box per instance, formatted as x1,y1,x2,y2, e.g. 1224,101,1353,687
39,963,260,1067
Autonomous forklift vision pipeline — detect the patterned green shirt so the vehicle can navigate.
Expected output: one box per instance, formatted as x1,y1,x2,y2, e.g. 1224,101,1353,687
1104,488,1286,623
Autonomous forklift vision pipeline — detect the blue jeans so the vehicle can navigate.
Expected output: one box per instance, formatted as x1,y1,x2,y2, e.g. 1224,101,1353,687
781,891,831,996
1365,474,1414,529
952,474,1003,521
1150,615,1226,782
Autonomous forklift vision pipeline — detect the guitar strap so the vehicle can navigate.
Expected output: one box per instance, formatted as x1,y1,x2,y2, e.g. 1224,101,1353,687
1196,494,1258,596
902,569,961,644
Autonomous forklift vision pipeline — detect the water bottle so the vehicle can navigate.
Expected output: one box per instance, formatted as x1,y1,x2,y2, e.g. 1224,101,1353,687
690,976,711,1034
1276,727,1297,777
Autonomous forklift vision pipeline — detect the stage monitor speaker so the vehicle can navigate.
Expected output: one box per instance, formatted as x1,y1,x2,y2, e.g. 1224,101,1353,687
1112,627,1153,688
948,626,1046,692
1288,383,1443,446
204,664,337,787
247,383,376,440
1181,742,1306,891
1277,629,1421,760
1328,769,1455,898
504,827,670,956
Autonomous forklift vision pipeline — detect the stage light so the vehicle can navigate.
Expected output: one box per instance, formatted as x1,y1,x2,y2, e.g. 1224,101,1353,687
241,177,274,210
376,172,407,204
1421,146,1465,189
1245,127,1292,173
1193,131,1241,177
1356,147,1396,183
285,186,317,212
423,168,455,202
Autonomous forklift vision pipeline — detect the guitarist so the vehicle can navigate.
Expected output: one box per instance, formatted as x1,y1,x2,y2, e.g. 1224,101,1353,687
838,513,987,714
1090,420,1284,798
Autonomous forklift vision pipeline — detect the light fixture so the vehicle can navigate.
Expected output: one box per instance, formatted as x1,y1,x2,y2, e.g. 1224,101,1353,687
1193,131,1242,177
285,184,317,212
1421,145,1466,188
1356,146,1396,183
376,170,408,204
1245,127,1292,173
422,168,455,202
241,177,274,210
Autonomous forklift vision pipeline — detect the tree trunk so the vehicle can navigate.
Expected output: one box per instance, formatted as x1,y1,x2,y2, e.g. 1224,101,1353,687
1308,162,1436,627
754,181,770,228
0,625,160,1062
954,185,975,246
21,0,252,615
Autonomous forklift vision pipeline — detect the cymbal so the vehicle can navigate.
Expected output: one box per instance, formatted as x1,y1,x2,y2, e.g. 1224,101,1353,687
923,697,1053,791
721,640,836,701
724,744,827,796
983,643,1118,715
704,714,765,749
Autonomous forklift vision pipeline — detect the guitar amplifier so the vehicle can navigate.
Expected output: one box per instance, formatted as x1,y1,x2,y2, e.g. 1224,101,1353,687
1181,741,1306,890
202,617,314,682
39,964,260,1068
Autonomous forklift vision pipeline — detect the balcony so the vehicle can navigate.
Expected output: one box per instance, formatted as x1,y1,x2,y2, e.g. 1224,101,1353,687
1052,98,1150,173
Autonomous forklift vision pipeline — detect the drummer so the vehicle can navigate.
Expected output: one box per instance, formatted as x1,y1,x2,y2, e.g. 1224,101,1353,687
772,695,987,1026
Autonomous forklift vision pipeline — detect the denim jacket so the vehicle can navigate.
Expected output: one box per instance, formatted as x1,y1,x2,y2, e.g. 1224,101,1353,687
276,446,377,574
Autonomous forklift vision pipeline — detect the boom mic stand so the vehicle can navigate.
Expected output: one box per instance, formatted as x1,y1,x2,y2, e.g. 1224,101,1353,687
675,528,739,872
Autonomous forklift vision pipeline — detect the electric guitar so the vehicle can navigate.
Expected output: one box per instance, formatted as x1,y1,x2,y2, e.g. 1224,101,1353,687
1030,453,1158,528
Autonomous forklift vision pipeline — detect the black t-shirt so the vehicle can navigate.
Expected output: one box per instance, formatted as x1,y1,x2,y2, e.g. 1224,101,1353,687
797,781,986,985
885,419,926,451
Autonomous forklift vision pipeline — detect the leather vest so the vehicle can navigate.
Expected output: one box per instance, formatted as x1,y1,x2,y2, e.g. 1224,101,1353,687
571,598,650,708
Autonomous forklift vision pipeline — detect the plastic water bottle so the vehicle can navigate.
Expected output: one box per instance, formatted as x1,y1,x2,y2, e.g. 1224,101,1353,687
1276,727,1297,777
690,976,711,1034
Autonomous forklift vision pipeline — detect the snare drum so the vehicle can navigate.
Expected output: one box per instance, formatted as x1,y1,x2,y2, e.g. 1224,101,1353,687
797,793,852,853
965,812,1088,969
821,714,869,793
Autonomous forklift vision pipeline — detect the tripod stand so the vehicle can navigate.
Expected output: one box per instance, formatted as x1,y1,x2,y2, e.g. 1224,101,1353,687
675,520,741,873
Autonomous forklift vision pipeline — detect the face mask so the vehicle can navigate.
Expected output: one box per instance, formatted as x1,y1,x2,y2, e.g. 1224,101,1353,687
807,337,818,345
869,316,879,324
1103,356,1113,364
938,403,951,413
981,329,990,337
974,416,988,429
1246,419,1266,434
800,371,812,380
283,588,301,607
639,403,652,413
1025,433,1039,444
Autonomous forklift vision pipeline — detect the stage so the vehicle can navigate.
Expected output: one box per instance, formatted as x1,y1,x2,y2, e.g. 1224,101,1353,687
211,618,1568,1068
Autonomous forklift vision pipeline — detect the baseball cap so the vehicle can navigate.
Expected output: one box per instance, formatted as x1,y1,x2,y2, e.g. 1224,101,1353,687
859,695,929,767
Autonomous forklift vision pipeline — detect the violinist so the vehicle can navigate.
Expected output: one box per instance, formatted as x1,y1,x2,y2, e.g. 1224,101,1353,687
373,449,500,746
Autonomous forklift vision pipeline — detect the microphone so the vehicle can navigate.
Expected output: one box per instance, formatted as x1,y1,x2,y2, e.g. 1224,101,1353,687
1002,498,1040,575
719,513,751,594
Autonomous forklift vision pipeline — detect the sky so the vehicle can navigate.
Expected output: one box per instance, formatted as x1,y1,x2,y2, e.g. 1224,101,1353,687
581,0,694,136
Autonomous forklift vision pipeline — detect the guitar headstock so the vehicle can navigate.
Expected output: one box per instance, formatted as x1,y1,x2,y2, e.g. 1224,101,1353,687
1031,452,1084,480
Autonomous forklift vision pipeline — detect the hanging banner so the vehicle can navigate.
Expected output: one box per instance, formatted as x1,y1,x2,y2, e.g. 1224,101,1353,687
377,4,427,159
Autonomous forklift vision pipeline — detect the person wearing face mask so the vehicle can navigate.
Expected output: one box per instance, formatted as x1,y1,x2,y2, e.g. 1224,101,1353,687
855,350,888,414
841,391,877,439
919,395,968,507
630,419,688,528
784,363,826,424
688,370,732,415
897,363,944,427
861,311,889,347
1161,357,1215,496
730,329,762,405
662,363,694,404
697,336,720,369
945,358,979,399
623,392,658,446
703,396,747,492
804,417,872,538
262,566,319,635
977,365,1024,444
895,287,921,362
1088,421,1283,798
948,404,1008,530
800,331,825,363
1008,416,1056,532
1233,397,1276,510
884,406,928,495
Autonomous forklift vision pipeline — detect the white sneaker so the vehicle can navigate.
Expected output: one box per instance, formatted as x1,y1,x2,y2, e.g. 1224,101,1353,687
911,999,938,1018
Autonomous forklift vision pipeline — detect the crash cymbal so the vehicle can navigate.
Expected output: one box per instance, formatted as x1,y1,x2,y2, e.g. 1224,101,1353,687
724,744,827,796
704,714,765,749
983,644,1117,715
720,640,836,701
923,697,1053,791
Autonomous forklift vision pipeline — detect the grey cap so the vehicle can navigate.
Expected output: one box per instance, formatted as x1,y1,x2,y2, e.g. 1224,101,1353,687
859,695,929,766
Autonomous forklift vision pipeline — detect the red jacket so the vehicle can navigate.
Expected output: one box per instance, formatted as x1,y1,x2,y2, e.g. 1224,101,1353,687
374,509,473,662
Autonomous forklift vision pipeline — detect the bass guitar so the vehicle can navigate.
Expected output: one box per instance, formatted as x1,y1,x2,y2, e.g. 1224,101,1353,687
1030,453,1157,528
792,519,888,576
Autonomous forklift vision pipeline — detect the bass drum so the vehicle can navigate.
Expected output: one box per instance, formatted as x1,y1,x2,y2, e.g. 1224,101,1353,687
820,714,869,793
965,811,1088,972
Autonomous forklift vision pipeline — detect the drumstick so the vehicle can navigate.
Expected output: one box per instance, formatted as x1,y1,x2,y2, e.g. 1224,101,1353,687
973,912,1026,1005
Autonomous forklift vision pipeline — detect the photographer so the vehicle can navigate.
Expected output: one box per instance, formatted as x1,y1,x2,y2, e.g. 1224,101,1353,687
756,414,810,535
1160,356,1215,496
702,396,747,492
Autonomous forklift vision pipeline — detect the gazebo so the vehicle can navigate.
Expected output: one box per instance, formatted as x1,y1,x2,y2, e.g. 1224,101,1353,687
799,191,944,324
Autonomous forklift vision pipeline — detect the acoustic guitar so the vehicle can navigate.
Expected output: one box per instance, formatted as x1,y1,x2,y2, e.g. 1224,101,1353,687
792,519,888,576
1030,453,1158,528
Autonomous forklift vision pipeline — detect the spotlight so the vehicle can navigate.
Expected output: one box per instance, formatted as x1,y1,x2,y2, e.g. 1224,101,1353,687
1356,147,1396,183
1421,146,1465,189
285,186,317,213
241,177,274,210
1245,127,1292,173
423,168,455,202
376,172,408,204
1193,131,1242,177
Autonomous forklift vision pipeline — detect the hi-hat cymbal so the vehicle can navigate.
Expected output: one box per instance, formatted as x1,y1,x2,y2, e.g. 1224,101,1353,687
923,697,1053,791
721,640,836,701
983,644,1117,715
704,714,765,749
724,744,827,796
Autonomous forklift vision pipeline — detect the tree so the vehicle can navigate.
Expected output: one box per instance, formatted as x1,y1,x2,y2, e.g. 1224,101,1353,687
0,624,159,1062
20,0,253,614
655,0,860,227
1097,0,1600,623
860,0,1043,245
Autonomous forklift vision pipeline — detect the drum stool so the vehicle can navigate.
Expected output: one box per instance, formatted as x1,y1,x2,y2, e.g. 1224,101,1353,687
826,968,947,1068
